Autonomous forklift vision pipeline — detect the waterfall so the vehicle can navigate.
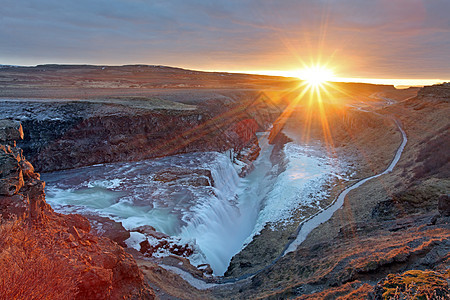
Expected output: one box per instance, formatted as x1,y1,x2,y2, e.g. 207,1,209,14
179,153,242,275
43,133,341,276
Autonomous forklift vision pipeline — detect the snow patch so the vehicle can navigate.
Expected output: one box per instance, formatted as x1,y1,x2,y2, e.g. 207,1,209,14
125,232,146,251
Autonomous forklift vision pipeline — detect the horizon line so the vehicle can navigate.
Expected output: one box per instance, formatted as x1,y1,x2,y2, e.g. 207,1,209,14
1,63,448,88
224,70,449,88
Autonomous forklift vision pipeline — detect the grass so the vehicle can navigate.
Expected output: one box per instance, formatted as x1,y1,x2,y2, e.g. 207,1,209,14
379,270,449,300
0,219,79,300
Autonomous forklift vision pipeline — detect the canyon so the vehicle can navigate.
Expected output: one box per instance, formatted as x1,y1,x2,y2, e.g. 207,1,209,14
0,65,448,299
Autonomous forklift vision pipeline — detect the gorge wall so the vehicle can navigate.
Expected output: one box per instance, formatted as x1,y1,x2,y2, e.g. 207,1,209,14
1,92,281,173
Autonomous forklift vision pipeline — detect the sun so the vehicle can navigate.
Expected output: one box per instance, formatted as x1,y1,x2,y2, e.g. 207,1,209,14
297,66,334,87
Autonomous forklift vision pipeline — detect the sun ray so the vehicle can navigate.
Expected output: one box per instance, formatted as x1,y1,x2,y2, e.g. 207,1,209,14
298,66,335,87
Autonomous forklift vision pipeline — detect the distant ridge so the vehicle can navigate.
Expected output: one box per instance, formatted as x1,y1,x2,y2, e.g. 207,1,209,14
1,63,292,79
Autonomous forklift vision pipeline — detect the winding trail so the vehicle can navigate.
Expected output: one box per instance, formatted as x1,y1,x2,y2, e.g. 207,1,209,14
163,117,408,287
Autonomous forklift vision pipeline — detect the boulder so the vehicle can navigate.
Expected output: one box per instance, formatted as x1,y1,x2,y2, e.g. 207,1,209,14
197,263,213,276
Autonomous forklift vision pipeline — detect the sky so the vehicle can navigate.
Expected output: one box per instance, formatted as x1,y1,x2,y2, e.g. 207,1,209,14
1,0,450,84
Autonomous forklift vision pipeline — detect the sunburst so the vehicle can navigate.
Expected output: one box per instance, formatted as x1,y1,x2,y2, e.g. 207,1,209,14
297,66,334,87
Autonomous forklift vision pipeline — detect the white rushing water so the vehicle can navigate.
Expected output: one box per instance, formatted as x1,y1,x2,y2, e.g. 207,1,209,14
43,133,343,275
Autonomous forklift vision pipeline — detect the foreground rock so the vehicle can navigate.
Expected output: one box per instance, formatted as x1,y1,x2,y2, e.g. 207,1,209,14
0,121,154,299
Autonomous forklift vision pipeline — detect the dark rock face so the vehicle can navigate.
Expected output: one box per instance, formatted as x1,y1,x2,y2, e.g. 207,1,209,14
0,121,48,220
0,121,155,299
0,120,23,144
0,121,26,196
1,95,279,173
235,135,261,176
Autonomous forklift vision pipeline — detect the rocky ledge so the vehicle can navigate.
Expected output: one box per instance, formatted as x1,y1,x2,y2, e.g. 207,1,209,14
0,120,155,299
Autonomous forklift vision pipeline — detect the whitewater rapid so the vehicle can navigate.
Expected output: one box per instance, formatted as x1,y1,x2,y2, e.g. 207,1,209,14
43,132,345,275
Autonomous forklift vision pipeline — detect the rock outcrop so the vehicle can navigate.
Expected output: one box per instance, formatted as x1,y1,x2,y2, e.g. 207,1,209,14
0,120,155,299
85,214,131,248
0,120,49,220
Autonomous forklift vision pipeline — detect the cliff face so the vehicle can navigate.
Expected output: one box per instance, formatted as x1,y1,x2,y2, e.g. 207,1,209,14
0,120,155,299
1,93,279,172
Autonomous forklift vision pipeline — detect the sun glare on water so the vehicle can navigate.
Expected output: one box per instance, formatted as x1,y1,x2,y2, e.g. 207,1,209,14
297,66,334,87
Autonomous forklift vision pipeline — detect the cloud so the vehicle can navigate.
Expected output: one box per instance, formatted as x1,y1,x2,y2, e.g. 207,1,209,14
1,0,449,79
